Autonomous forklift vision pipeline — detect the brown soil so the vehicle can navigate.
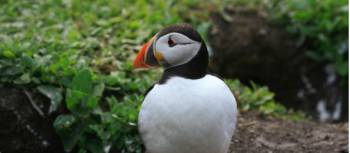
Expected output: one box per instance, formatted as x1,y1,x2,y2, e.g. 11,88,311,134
231,111,348,153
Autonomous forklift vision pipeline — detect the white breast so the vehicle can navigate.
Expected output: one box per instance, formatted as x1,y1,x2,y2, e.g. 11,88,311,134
138,75,237,153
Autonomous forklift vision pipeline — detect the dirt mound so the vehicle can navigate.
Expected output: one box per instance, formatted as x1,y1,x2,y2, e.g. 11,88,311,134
231,111,348,153
208,7,348,122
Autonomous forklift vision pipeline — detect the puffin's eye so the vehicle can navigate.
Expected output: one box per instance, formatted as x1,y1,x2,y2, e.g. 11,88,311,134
168,37,176,47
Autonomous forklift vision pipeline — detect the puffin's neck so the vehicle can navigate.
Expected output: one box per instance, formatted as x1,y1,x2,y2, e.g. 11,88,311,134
159,44,208,84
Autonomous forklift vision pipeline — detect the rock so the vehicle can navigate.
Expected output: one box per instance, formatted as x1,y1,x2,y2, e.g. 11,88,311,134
0,87,64,153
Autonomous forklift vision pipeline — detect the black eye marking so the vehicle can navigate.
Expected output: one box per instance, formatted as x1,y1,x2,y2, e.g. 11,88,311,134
168,37,176,47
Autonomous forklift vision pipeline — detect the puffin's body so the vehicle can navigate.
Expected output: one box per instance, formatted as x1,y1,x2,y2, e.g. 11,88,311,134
133,23,237,153
139,75,236,153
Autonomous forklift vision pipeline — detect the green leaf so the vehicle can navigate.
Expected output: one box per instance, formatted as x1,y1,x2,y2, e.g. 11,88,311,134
85,138,105,153
93,82,105,97
66,89,86,111
86,96,98,109
71,69,93,94
14,73,31,84
54,114,76,129
37,85,63,113
2,50,16,58
21,55,36,68
335,60,348,77
78,149,88,153
54,115,84,152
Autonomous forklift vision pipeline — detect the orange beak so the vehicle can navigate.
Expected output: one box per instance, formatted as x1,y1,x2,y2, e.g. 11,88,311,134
133,36,157,69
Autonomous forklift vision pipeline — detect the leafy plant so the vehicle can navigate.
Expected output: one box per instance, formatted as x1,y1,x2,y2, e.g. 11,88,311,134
225,79,306,121
37,85,63,114
53,69,143,153
0,0,205,149
271,0,348,80
0,0,218,152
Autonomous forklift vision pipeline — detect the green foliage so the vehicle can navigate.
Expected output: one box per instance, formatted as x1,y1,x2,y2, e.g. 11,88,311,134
271,0,348,79
0,0,214,86
225,79,306,121
66,69,102,114
37,85,63,113
1,0,314,152
54,69,143,153
0,0,217,152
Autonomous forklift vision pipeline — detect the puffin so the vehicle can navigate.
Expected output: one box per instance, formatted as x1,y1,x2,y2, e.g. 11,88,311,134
133,23,237,153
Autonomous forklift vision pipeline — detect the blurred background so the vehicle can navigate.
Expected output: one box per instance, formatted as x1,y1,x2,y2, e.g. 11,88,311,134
0,0,348,153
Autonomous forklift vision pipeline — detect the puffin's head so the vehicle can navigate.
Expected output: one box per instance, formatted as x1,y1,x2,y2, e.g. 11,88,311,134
133,23,205,69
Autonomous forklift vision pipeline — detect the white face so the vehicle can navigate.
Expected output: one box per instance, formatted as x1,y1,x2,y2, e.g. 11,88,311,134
154,32,201,68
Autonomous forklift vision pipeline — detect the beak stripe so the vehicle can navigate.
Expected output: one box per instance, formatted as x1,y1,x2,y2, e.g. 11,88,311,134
133,36,159,69
154,51,164,61
145,43,159,66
